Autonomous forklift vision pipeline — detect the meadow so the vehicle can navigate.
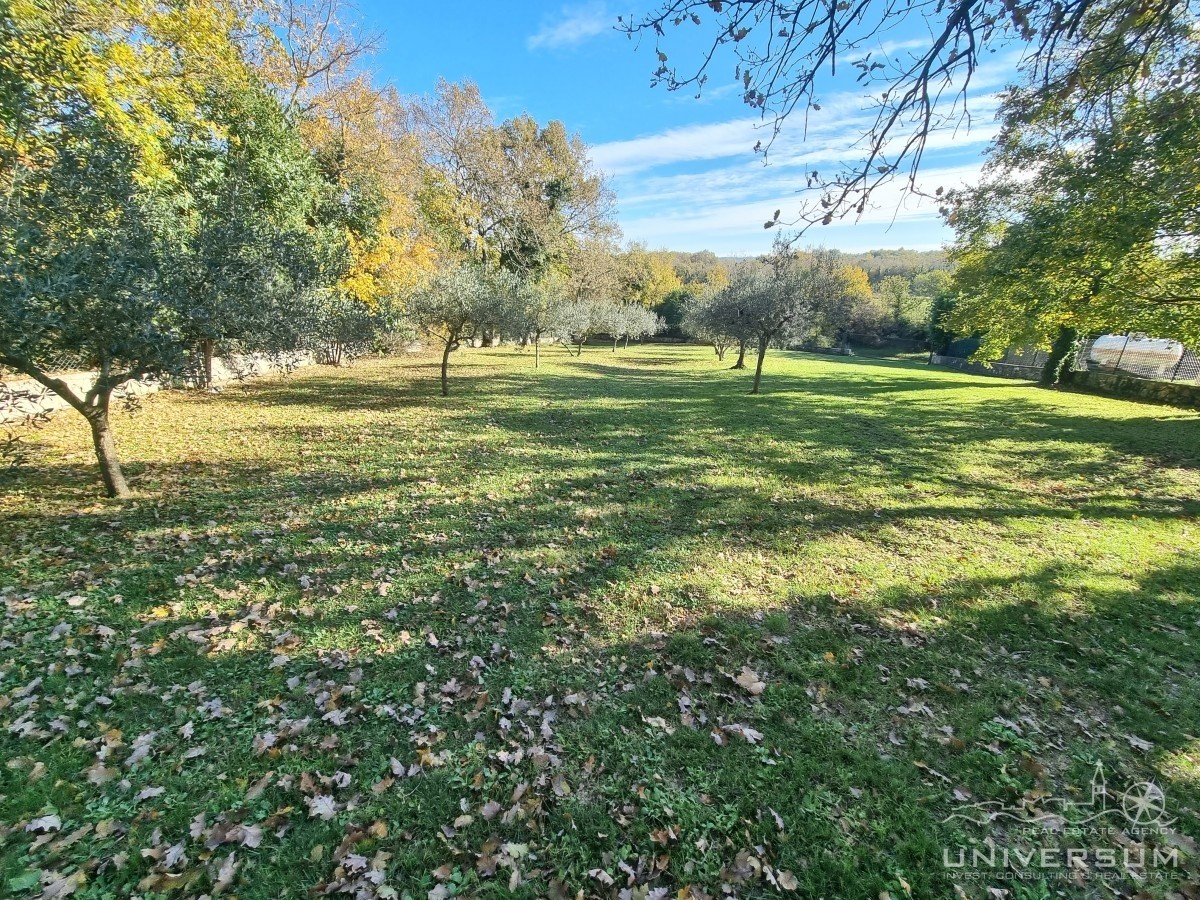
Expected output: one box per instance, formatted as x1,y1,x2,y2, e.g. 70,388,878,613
2,345,1197,899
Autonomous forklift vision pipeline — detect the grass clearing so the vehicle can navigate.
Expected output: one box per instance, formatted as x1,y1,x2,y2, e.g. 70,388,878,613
2,345,1198,898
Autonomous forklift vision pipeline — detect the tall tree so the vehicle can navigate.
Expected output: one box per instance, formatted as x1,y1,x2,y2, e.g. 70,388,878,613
564,239,624,306
820,264,874,348
412,81,617,279
173,81,332,385
944,74,1200,378
0,0,261,496
261,1,436,360
621,245,683,307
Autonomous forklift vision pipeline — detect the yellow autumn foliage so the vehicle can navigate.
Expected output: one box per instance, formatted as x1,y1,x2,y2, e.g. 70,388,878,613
2,0,251,184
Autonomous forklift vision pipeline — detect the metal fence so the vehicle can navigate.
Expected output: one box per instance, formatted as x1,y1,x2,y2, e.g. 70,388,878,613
0,351,90,381
931,335,1200,385
794,333,929,358
959,345,1049,380
1072,334,1200,384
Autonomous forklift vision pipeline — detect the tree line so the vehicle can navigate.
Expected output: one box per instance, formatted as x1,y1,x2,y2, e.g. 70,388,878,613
626,0,1200,381
0,0,672,497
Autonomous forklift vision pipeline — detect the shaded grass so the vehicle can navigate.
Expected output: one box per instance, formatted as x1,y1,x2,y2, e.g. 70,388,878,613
1,344,1198,899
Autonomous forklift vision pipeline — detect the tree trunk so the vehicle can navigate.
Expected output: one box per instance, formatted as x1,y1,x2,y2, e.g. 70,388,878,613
1041,326,1079,386
715,343,726,362
732,341,747,369
201,339,215,388
612,337,618,352
534,339,540,368
576,340,584,356
441,342,452,396
6,361,134,498
751,336,768,394
86,402,130,498
623,336,630,349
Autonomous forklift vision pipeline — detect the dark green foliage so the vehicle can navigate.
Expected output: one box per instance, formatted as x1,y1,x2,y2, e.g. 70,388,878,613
173,82,336,382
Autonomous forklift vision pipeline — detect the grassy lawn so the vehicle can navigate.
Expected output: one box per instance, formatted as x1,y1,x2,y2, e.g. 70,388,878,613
2,345,1198,899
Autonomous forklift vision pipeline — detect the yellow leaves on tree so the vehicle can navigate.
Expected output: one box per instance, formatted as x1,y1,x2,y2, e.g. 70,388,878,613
299,76,440,301
339,229,433,307
2,0,251,184
622,247,683,307
839,264,873,301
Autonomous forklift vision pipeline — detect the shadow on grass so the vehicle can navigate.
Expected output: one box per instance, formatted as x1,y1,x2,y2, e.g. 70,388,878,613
2,518,1196,897
2,344,1199,896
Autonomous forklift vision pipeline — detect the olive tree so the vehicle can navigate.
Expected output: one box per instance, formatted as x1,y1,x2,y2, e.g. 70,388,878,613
0,3,332,498
683,290,737,361
612,304,664,350
742,243,848,393
174,82,335,383
509,276,564,368
404,265,500,395
692,271,766,369
0,126,183,498
549,299,605,357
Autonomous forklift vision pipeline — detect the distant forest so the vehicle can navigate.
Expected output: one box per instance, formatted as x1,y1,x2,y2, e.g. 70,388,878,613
720,248,948,288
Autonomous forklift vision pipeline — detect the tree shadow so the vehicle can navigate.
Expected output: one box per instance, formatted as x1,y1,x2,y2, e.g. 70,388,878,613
3,349,1199,897
2,521,1196,898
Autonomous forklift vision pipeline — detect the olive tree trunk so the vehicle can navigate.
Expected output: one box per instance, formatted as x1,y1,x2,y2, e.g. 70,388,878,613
751,335,769,394
732,341,747,369
2,358,135,498
440,341,452,396
86,401,130,498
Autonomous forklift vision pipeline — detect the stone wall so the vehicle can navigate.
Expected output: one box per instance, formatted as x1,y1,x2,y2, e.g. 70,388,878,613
929,354,1039,380
930,355,1200,408
1,352,314,425
1064,370,1200,409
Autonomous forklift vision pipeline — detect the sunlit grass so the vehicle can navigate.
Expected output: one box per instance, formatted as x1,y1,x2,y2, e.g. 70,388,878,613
2,345,1198,898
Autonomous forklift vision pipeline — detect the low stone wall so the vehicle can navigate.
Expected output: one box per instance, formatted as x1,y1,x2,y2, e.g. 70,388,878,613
1065,369,1200,409
930,355,1200,408
1,373,162,425
930,354,1039,380
1,352,314,425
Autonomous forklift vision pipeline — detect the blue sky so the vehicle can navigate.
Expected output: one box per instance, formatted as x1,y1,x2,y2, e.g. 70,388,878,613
356,1,1012,256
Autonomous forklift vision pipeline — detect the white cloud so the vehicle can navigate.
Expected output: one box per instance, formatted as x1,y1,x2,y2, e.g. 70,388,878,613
613,161,985,255
590,118,767,176
589,53,1020,252
591,82,1003,179
527,3,613,51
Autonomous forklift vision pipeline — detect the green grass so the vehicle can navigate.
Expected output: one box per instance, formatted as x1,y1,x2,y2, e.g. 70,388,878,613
2,344,1198,899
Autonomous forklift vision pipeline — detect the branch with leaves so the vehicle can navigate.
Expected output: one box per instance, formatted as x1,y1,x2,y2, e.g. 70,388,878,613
621,0,1198,231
